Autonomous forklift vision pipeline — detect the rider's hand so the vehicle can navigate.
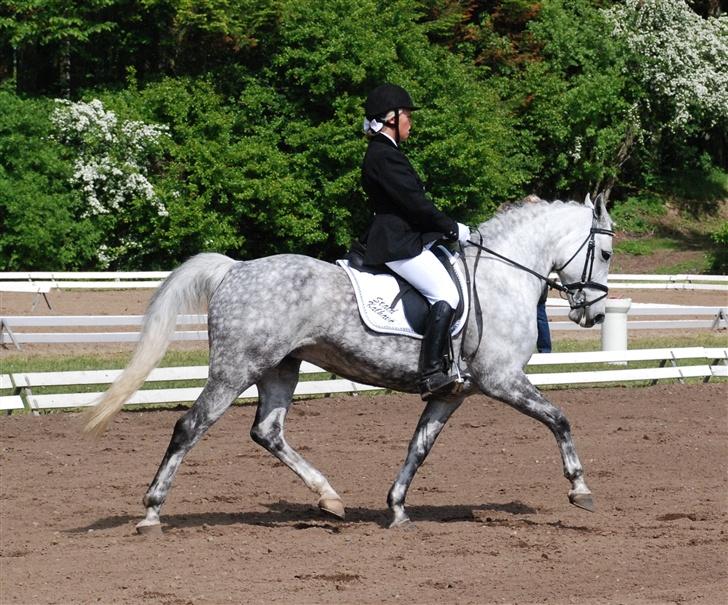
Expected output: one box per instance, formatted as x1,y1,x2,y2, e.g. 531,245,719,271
457,223,471,246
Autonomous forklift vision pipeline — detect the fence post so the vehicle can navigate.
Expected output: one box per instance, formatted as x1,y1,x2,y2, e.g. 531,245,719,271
710,309,728,331
601,298,632,363
0,319,22,350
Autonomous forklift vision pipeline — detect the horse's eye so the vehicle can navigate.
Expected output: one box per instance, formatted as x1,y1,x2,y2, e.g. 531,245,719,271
601,250,612,262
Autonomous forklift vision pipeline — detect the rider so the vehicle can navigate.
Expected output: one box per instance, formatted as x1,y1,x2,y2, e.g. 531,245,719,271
359,83,470,400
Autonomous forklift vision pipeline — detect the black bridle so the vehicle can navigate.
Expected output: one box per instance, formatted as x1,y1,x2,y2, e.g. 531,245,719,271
553,222,615,309
458,216,614,362
465,217,614,310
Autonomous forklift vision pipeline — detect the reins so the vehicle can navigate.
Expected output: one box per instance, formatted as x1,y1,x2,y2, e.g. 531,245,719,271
457,217,614,363
466,234,566,295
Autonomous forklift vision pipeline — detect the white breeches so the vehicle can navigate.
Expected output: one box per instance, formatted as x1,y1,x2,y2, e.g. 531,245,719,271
385,247,459,310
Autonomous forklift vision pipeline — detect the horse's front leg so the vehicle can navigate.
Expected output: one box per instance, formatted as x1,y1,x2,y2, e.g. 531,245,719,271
482,371,594,511
387,396,464,528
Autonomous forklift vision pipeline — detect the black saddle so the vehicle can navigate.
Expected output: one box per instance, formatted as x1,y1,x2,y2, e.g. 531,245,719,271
344,240,465,335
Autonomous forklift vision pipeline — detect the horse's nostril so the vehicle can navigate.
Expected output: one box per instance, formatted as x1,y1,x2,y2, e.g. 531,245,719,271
593,313,605,324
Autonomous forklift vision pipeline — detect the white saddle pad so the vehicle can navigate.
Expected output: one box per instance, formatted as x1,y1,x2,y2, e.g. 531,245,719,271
336,246,469,339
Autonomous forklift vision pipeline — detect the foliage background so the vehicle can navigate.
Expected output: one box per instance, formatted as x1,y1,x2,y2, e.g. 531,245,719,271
0,0,726,270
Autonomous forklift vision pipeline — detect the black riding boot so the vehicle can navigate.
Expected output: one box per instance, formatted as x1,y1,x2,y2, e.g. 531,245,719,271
418,300,458,400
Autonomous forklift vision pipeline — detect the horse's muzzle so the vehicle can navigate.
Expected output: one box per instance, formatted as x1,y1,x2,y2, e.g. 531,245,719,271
568,307,604,328
568,307,585,325
580,312,605,329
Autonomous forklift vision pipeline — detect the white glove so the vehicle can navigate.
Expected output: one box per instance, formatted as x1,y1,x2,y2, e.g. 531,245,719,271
457,223,471,246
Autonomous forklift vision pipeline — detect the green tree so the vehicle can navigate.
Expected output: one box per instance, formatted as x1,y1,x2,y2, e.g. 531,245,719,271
0,0,117,95
504,0,634,200
1,0,572,269
0,0,279,95
112,0,529,263
259,0,529,252
50,97,177,268
135,0,278,75
0,87,100,269
603,0,728,203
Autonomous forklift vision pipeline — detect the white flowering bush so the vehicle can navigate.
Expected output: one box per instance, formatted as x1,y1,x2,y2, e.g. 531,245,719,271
604,0,728,133
51,99,169,217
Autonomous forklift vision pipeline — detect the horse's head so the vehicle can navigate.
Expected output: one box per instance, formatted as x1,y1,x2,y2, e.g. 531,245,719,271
555,193,614,328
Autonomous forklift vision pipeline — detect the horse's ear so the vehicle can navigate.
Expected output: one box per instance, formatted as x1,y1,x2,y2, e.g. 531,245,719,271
594,192,607,219
584,193,594,209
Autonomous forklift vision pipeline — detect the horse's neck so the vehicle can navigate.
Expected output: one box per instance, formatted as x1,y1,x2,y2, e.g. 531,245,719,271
480,205,584,274
472,203,590,299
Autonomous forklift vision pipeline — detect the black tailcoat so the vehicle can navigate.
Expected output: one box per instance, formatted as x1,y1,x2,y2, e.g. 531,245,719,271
361,134,457,265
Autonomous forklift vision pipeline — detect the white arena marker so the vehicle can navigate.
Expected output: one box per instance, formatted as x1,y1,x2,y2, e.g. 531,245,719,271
601,298,632,363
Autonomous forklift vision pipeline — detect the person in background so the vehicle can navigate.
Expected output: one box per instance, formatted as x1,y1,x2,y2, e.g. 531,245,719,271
536,283,552,353
359,83,470,399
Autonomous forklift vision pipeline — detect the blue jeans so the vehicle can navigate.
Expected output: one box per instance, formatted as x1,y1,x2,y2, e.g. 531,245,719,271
536,302,552,353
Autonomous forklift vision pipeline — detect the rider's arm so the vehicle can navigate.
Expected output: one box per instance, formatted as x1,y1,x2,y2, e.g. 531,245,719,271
373,150,458,240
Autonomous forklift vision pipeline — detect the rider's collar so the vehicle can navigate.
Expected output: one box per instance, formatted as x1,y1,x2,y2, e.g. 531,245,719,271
379,132,398,147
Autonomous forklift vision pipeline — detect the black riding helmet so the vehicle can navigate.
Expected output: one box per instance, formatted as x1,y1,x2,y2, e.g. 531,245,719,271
365,84,418,120
364,84,418,144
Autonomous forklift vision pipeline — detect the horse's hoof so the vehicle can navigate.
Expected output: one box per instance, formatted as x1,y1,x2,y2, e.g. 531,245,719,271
135,520,163,535
318,497,345,519
388,517,416,530
569,492,595,512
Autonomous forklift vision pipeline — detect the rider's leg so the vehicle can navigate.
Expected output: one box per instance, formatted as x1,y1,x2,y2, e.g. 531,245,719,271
385,248,459,308
386,249,460,399
418,300,458,398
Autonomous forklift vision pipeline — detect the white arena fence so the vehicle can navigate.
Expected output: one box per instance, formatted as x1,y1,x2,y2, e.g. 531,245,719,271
1,347,726,413
1,300,726,348
599,273,728,291
0,362,382,413
0,347,728,413
0,271,168,289
544,299,727,332
1,270,725,314
1,271,726,295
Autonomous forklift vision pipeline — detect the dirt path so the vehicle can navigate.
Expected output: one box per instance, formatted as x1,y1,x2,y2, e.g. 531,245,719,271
1,384,726,604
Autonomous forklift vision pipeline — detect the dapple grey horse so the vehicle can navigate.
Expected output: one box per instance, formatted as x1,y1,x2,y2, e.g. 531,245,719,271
85,194,614,532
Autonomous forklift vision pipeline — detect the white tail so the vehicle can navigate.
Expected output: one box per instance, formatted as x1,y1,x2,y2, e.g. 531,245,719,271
83,253,236,435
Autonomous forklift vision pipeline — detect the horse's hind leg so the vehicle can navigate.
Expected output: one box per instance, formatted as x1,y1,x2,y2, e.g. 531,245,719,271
482,372,594,511
137,378,244,533
250,357,345,519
